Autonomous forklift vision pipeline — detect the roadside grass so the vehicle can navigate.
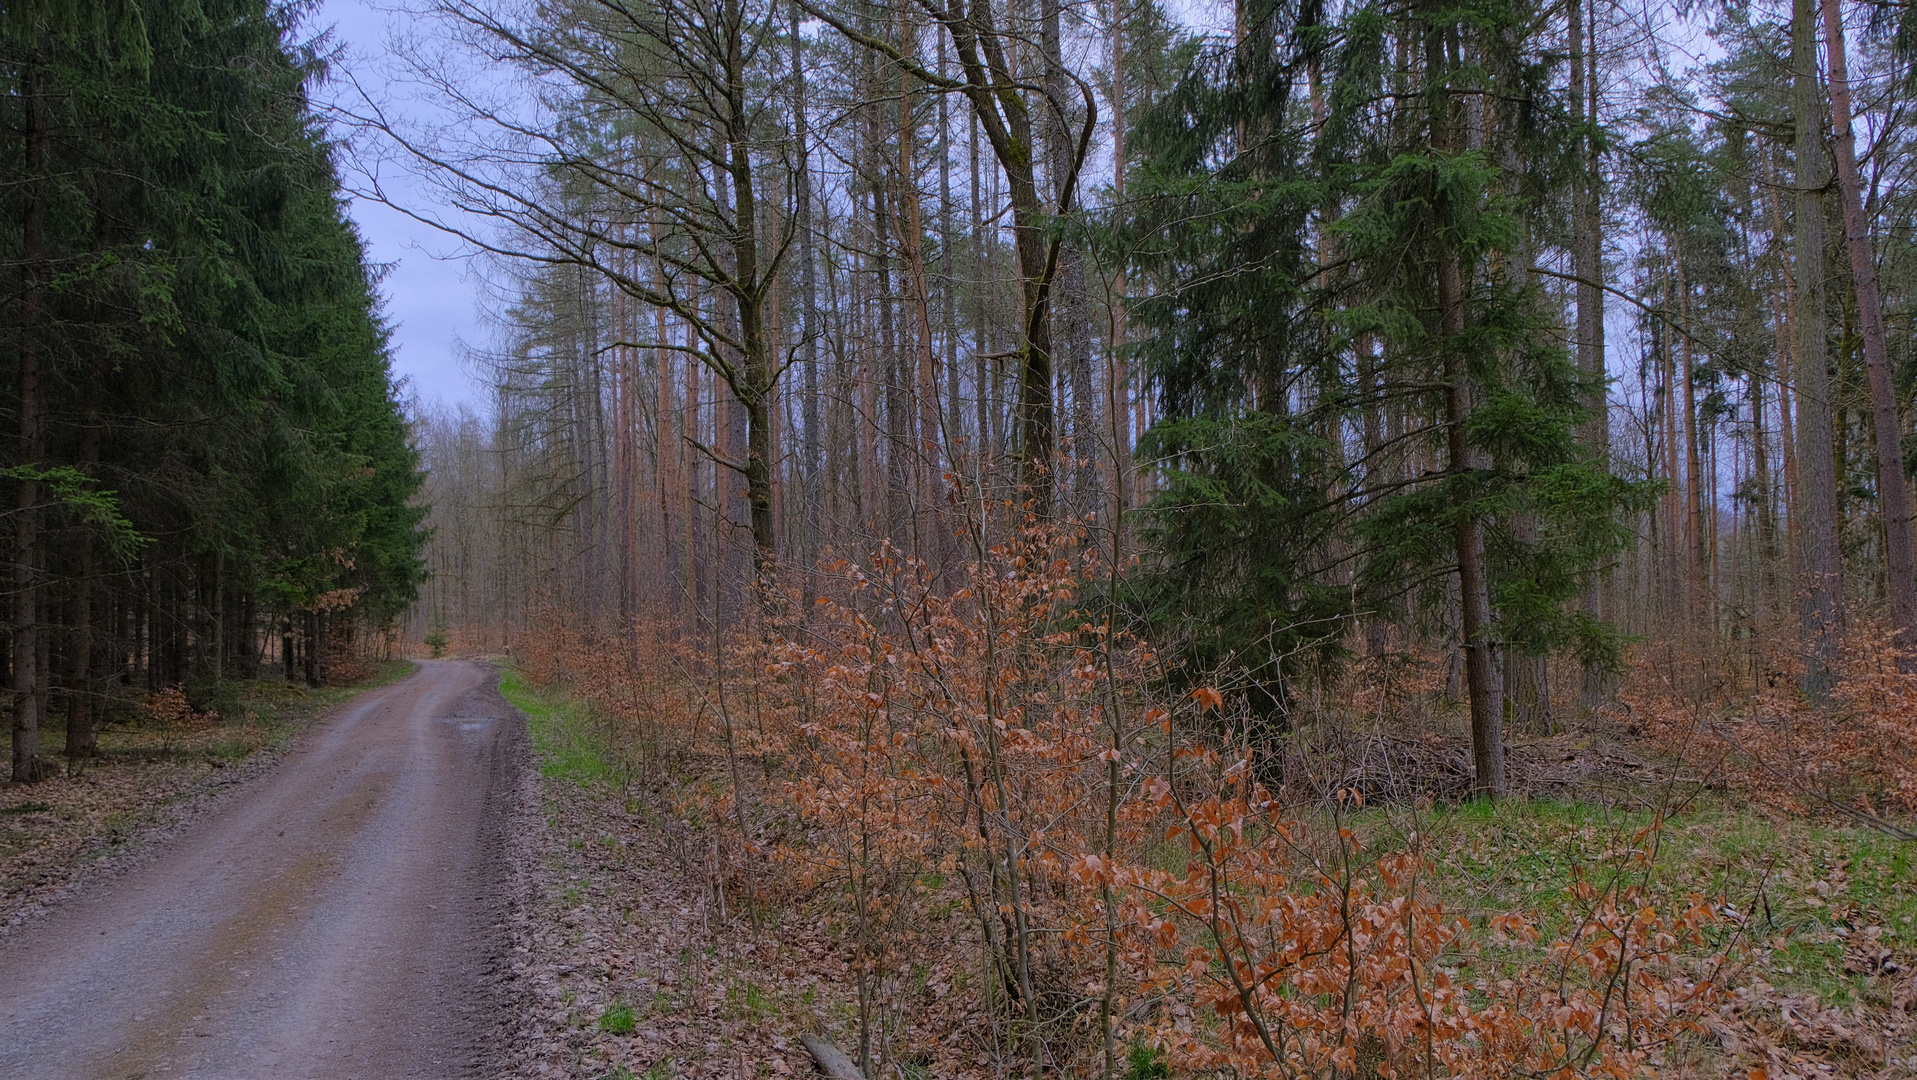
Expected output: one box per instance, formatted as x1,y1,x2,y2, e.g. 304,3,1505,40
499,668,618,788
504,668,835,1078
597,1001,637,1035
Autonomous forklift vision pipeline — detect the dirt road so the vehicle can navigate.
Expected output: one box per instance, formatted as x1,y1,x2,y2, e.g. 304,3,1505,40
0,660,524,1080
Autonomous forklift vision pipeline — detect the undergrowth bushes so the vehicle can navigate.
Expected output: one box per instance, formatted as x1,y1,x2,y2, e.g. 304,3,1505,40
517,523,1735,1077
1627,627,1917,823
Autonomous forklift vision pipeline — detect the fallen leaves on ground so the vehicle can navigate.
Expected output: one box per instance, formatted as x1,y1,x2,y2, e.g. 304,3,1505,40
2,715,277,930
503,770,855,1080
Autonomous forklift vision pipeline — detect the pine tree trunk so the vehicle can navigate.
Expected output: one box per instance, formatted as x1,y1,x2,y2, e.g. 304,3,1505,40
1819,0,1916,666
1428,18,1504,798
13,52,47,783
793,0,822,564
1108,0,1133,517
1678,250,1711,629
66,359,106,762
897,55,950,567
971,109,992,473
938,35,962,472
305,610,322,687
1571,0,1612,705
1793,0,1845,694
65,558,94,763
239,590,257,679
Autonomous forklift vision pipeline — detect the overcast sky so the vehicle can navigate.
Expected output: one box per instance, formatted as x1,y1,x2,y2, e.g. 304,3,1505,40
311,0,490,412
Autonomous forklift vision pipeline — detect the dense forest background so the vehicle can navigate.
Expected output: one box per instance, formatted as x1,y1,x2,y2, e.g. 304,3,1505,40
390,0,1917,789
367,0,1917,1068
2,0,427,781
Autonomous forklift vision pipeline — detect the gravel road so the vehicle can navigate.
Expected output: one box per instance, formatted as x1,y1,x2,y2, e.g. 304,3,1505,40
0,659,525,1080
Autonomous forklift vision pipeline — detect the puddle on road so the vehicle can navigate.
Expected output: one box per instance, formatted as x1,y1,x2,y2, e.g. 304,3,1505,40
443,717,497,733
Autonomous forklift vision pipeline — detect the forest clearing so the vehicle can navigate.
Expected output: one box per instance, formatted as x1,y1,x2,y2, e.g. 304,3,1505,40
10,0,1917,1072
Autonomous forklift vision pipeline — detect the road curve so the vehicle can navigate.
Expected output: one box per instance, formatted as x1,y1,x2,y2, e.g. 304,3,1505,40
0,659,524,1080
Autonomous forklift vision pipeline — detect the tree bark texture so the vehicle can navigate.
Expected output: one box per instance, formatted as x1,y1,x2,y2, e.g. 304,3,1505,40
1819,0,1917,666
1792,0,1845,694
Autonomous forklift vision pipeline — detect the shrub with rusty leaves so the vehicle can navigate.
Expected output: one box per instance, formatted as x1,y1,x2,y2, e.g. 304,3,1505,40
512,522,1733,1078
1629,626,1917,822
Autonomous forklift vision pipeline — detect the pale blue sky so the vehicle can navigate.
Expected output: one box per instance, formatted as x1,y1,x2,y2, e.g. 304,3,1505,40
312,0,489,411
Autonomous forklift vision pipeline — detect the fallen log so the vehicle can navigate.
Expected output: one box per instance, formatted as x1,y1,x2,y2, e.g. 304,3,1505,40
799,1033,865,1080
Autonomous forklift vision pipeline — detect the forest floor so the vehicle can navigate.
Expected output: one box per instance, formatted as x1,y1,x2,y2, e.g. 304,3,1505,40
1395,793,1917,1076
499,667,862,1080
0,660,415,932
495,667,1917,1080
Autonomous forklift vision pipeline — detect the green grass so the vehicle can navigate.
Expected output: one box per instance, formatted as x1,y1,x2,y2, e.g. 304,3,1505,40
499,669,617,787
1124,1040,1171,1080
598,1002,637,1034
1340,793,1917,1007
723,979,773,1021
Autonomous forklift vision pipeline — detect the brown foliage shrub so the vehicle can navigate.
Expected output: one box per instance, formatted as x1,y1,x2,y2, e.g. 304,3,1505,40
143,684,216,730
520,522,1730,1076
1629,628,1917,820
141,684,221,754
1112,752,1724,1078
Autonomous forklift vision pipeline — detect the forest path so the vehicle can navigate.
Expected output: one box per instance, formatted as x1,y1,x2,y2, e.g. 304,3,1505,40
0,659,524,1080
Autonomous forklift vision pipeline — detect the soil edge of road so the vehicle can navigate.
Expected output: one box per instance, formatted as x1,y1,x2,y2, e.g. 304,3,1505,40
481,660,543,1076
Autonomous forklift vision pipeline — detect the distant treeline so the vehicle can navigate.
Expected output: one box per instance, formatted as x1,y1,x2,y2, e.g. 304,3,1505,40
3,0,427,781
395,0,1917,801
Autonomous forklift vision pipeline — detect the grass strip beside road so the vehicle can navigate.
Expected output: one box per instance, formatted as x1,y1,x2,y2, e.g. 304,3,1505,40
499,668,617,789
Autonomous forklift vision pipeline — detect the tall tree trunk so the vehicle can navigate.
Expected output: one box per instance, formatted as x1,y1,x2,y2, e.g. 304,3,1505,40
1493,30,1550,734
239,589,257,679
1660,293,1686,616
897,49,950,567
971,108,992,473
874,174,911,547
1678,249,1711,629
1571,0,1612,705
721,0,778,576
1108,0,1133,517
13,53,47,783
305,610,322,687
1793,0,1844,694
1751,367,1778,605
906,0,1080,514
793,0,823,567
938,34,961,469
1041,0,1093,517
1820,0,1916,665
65,554,95,763
1429,17,1504,798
